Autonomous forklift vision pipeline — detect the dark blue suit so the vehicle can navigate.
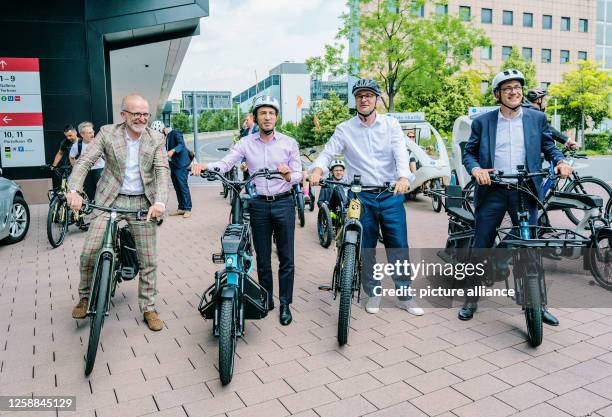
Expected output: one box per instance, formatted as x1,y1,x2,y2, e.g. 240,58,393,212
166,129,192,211
463,107,564,248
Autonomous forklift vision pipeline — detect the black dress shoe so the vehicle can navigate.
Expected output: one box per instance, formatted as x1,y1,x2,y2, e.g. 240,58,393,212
458,302,478,321
542,307,559,326
280,304,292,326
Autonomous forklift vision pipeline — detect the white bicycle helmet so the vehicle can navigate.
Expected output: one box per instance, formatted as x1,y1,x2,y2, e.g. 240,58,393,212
329,159,346,170
150,120,165,132
491,69,525,92
251,95,280,115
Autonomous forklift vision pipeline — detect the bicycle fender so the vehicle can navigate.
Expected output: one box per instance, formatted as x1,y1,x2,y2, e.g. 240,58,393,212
220,287,236,300
344,229,359,244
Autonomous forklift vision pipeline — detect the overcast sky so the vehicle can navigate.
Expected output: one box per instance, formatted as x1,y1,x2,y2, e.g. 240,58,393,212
168,0,347,100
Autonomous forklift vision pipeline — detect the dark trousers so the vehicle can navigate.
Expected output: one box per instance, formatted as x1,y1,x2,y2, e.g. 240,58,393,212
466,186,538,302
249,197,295,305
359,191,412,301
170,166,192,211
84,168,102,202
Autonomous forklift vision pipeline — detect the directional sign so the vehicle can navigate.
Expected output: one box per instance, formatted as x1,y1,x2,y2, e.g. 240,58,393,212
0,58,45,168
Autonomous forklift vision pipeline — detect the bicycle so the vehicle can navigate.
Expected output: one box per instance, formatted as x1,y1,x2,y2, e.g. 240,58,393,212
197,168,278,385
80,202,161,376
292,183,306,228
435,168,592,347
318,175,395,345
42,164,87,248
215,147,239,201
317,183,347,248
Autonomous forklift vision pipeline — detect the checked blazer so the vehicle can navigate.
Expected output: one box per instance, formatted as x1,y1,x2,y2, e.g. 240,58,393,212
68,123,170,207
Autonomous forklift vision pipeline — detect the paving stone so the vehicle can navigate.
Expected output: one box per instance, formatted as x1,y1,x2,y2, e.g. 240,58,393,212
409,387,471,416
494,382,556,411
547,388,611,417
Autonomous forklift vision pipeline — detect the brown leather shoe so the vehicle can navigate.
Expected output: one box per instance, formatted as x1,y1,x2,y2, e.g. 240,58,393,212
71,298,88,319
183,211,192,218
144,311,163,331
169,210,186,216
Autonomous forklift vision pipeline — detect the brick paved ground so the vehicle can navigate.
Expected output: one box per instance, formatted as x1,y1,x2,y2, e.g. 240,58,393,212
1,186,611,417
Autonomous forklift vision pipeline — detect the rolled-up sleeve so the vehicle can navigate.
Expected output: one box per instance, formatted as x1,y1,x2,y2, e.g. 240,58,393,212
390,119,412,180
288,141,303,184
309,126,346,175
208,141,245,174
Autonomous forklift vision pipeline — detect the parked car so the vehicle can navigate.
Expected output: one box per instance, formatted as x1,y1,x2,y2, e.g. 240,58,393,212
0,168,30,244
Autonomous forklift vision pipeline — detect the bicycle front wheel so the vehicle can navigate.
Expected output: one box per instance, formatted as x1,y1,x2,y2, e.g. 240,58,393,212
296,193,306,228
431,179,442,212
524,273,543,347
85,256,111,376
218,298,236,385
47,196,68,248
318,204,334,248
563,177,612,225
338,243,356,345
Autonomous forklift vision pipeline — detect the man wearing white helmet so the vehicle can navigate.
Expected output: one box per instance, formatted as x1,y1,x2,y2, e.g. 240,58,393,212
151,120,193,218
309,78,423,316
459,69,573,322
191,95,302,326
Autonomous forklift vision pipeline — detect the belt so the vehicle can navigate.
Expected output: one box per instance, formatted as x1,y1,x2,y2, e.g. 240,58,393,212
255,191,293,201
119,193,145,197
362,187,390,194
491,183,516,190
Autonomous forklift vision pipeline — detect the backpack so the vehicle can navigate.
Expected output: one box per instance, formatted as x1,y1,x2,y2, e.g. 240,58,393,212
75,139,83,159
118,225,139,280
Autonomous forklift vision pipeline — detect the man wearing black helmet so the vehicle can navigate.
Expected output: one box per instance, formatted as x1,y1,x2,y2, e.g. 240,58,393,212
460,69,573,323
310,78,423,316
524,89,577,150
191,95,302,326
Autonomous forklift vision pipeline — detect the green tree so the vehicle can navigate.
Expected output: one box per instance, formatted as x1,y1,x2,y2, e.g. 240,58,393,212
296,106,318,148
307,0,489,111
170,112,192,133
313,92,352,145
548,60,612,136
398,72,481,132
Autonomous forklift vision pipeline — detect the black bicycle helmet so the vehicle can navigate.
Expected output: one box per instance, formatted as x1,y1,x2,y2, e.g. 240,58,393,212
526,88,547,103
351,78,382,96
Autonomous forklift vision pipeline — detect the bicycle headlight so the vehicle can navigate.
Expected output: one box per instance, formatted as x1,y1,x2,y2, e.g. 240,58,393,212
351,184,362,193
226,257,233,265
110,212,118,220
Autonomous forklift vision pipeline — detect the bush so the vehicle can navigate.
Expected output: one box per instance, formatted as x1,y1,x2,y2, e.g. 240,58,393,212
584,133,611,152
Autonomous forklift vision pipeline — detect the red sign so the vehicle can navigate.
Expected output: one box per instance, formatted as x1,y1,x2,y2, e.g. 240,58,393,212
0,113,43,126
0,58,40,72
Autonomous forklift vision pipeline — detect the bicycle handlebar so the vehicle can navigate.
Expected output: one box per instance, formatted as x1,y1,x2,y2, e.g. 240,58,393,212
489,169,549,182
562,149,587,159
82,202,161,224
320,177,395,192
200,168,284,188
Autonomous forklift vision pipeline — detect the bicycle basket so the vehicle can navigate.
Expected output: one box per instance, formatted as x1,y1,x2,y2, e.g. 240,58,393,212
119,225,139,280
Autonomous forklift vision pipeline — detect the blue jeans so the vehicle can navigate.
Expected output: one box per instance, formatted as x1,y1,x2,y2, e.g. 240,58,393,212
358,191,412,301
170,166,192,211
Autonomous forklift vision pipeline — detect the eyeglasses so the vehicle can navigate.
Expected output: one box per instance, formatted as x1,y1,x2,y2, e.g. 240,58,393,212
500,86,523,94
355,93,376,101
122,110,151,119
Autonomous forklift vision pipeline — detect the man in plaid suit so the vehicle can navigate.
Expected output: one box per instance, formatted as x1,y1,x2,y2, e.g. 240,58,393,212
66,93,170,331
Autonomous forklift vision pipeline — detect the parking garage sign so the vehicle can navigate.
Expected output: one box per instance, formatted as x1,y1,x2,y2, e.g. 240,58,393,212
0,57,45,168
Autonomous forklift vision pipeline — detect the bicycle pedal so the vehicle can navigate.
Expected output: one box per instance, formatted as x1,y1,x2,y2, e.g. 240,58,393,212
212,253,225,264
121,267,136,279
318,285,333,291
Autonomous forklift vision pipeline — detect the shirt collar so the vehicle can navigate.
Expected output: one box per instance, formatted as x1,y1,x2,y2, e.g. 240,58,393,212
124,128,142,142
256,131,279,143
498,107,523,122
355,112,380,128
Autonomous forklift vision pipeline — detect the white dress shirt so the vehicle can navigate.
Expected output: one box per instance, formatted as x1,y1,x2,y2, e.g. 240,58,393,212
310,114,413,185
494,108,526,181
119,132,145,195
70,140,106,170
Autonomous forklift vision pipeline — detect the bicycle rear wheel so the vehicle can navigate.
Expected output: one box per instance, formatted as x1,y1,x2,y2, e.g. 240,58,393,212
589,228,612,291
85,256,111,376
338,243,356,345
47,196,68,248
317,204,334,248
563,177,612,225
431,179,443,212
218,298,236,385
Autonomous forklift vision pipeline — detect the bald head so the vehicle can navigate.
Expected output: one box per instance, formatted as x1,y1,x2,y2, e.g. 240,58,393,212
120,93,150,138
